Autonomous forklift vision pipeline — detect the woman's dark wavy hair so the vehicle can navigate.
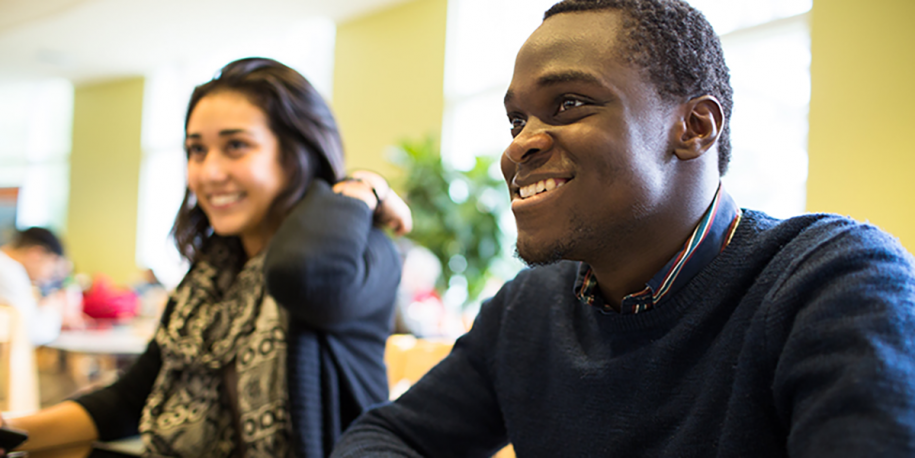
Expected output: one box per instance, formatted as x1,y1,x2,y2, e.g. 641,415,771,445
171,57,346,264
545,0,734,175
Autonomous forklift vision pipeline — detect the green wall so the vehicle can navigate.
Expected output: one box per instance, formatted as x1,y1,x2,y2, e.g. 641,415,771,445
67,77,144,284
332,0,448,177
807,0,915,252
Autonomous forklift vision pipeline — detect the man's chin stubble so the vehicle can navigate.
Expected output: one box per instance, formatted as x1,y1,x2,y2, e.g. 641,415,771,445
514,241,569,268
513,215,603,268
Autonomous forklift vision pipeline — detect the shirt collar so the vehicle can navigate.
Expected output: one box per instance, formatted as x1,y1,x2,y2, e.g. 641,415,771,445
573,184,742,314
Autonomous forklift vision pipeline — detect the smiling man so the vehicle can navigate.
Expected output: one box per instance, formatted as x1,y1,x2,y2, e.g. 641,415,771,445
331,1,915,457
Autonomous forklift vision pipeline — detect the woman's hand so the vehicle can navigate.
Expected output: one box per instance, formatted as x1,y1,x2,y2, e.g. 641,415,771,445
373,186,412,236
333,171,413,236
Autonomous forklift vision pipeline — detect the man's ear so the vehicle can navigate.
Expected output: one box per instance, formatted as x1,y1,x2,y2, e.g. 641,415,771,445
671,95,724,161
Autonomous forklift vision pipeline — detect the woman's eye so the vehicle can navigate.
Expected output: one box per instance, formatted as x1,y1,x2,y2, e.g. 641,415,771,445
558,97,586,113
186,144,205,159
226,140,248,152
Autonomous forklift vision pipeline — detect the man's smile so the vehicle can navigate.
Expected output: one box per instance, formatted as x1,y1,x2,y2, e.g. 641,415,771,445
510,176,573,211
516,177,570,199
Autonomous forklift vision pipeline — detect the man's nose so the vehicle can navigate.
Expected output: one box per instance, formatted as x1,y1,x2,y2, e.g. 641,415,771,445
503,118,553,165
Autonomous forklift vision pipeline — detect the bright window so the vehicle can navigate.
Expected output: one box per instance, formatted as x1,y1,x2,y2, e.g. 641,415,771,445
0,79,74,235
715,10,811,218
689,0,812,218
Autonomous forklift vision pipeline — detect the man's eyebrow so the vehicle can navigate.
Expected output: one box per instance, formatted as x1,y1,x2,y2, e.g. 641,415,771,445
504,71,602,106
537,70,601,87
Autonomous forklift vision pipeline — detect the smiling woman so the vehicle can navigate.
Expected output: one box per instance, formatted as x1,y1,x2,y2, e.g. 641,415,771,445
2,58,413,458
184,91,289,257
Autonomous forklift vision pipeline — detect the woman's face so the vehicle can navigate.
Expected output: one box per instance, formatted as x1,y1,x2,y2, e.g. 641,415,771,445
185,91,288,256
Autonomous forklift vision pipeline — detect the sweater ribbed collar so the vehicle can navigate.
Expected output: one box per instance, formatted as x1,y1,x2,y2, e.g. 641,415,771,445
573,184,742,314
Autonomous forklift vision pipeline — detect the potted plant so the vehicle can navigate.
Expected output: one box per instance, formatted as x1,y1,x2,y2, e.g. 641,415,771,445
389,136,507,308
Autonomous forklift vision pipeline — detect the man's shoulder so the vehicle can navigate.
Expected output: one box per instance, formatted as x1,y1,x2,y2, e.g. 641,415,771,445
0,250,28,281
741,208,865,233
739,209,906,253
0,249,35,305
732,209,914,285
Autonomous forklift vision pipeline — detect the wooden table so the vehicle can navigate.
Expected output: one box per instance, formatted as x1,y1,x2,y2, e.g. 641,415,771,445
25,437,142,457
45,329,149,356
42,319,156,394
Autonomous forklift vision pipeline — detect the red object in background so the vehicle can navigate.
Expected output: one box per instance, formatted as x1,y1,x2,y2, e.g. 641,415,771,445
82,274,139,319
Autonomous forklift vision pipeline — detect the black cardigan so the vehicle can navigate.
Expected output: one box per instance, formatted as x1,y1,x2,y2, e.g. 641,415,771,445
76,180,401,457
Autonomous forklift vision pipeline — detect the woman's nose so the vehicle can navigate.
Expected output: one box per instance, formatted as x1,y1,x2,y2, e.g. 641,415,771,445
189,151,228,186
199,151,228,182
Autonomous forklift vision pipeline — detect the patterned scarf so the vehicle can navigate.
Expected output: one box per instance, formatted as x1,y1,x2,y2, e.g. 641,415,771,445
139,239,291,457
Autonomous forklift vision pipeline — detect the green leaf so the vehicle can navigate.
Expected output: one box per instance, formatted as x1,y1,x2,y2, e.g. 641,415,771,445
390,136,506,305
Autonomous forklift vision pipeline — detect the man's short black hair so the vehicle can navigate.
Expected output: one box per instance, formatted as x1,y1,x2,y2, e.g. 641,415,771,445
12,227,64,256
544,0,734,175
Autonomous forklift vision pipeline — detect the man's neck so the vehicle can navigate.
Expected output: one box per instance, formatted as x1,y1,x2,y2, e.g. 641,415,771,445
591,229,693,310
589,185,722,309
0,245,20,263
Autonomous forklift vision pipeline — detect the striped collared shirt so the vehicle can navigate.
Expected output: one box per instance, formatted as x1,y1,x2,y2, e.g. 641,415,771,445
573,185,742,314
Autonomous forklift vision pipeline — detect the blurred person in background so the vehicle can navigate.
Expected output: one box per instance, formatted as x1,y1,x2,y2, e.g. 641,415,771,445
2,57,412,458
0,226,68,345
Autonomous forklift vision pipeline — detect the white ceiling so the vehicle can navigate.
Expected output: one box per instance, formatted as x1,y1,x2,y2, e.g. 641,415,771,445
0,0,409,84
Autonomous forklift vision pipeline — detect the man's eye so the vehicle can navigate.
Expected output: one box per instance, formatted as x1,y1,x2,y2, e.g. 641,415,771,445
509,115,526,131
558,98,586,112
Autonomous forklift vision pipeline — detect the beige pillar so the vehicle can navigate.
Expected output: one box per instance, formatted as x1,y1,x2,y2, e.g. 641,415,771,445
332,0,448,179
67,77,144,284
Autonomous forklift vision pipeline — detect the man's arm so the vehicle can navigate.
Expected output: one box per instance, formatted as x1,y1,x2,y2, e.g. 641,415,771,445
31,290,64,343
0,260,60,346
770,223,915,457
332,293,513,457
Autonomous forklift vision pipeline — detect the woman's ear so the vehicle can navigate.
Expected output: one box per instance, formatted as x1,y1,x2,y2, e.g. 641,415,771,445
672,95,724,161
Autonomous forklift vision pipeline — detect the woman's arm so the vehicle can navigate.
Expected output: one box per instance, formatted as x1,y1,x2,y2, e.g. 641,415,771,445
1,337,163,452
264,178,407,330
1,302,171,455
72,338,164,441
4,401,98,451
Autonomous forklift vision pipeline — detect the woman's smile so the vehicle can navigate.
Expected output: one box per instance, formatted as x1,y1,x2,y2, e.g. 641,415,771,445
205,191,246,209
185,90,288,256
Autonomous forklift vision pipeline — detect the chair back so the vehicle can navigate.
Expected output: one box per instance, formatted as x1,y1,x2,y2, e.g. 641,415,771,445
0,304,40,413
384,334,454,399
383,333,516,457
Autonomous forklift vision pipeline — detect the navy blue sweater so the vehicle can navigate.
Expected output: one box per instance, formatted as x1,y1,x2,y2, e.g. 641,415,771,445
332,211,915,457
77,181,400,458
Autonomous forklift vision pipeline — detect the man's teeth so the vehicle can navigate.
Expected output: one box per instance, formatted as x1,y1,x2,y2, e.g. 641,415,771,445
210,193,243,206
519,178,566,199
